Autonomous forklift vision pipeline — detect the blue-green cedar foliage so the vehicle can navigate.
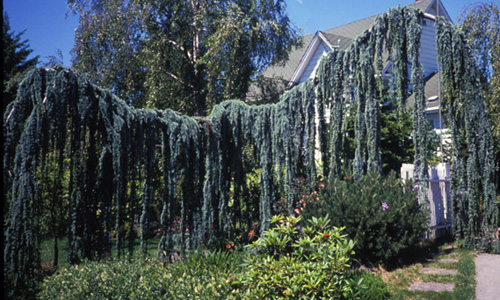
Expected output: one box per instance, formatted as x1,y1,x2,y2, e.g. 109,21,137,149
436,18,499,249
3,67,318,298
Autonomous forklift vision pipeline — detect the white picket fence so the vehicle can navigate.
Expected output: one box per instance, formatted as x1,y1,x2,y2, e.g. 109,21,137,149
401,163,452,239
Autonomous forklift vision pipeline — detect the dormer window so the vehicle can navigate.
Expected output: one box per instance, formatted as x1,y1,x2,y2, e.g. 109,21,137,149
428,95,439,102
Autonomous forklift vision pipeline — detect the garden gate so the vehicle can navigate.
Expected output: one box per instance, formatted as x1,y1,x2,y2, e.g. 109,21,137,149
401,163,451,239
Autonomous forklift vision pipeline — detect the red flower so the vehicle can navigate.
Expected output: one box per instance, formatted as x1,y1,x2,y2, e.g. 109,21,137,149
324,234,330,239
226,244,231,249
249,230,255,236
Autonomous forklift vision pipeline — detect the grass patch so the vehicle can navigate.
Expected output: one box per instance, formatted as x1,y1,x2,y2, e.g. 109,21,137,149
453,249,475,300
40,238,69,267
424,261,459,269
419,273,455,284
40,236,162,269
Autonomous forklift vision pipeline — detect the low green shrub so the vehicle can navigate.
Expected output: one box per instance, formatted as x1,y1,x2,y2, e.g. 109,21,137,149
350,270,390,300
39,251,242,300
303,172,428,265
232,215,360,299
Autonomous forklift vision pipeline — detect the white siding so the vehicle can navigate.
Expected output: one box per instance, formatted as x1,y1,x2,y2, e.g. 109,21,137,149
420,19,439,77
384,19,439,79
298,41,331,83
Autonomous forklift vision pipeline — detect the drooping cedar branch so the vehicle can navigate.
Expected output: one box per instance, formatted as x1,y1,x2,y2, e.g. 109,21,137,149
3,7,497,299
436,18,498,248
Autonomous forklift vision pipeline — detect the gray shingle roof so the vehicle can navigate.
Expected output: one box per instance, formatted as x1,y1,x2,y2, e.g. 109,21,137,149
411,0,436,11
320,32,354,50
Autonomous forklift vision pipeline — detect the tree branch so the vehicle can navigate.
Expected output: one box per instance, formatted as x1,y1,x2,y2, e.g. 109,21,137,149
165,71,195,90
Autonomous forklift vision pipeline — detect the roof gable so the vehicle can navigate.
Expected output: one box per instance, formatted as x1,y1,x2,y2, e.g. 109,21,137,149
289,32,335,87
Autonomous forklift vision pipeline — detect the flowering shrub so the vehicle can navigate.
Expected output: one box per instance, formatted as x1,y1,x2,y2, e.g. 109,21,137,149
232,215,361,299
303,172,428,265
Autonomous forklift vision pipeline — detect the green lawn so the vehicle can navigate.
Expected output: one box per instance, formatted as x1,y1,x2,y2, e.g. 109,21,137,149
40,237,161,268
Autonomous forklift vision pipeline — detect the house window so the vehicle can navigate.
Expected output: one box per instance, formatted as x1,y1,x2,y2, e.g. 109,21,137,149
427,118,436,129
426,113,443,130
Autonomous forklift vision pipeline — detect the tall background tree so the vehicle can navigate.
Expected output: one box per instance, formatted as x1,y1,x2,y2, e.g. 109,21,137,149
69,0,147,107
459,2,500,194
69,0,301,115
2,12,39,116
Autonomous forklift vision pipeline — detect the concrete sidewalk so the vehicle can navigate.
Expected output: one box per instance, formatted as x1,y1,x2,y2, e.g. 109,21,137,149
475,254,500,300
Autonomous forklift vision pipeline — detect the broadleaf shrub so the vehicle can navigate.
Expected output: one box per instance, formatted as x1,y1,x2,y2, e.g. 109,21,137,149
303,172,428,265
232,215,360,299
350,270,390,300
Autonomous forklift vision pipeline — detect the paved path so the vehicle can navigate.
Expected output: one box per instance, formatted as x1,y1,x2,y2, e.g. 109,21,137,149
409,282,454,292
475,254,500,300
420,267,458,275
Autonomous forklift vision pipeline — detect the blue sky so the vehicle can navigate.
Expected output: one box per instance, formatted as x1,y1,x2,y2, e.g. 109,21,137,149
4,0,495,67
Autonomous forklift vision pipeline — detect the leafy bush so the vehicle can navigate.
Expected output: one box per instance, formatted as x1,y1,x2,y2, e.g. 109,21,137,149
350,270,390,300
39,251,242,300
303,172,428,265
232,215,360,299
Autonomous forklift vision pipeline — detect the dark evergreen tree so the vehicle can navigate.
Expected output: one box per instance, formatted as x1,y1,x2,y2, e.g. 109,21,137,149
2,12,39,116
2,13,40,242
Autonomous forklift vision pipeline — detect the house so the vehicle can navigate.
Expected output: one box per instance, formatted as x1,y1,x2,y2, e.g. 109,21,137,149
247,0,450,132
247,0,454,238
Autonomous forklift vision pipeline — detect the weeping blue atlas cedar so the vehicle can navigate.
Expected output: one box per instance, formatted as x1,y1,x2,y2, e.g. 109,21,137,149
3,6,498,299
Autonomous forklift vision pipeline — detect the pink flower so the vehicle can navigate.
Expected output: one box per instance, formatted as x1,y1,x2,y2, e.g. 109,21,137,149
382,202,389,211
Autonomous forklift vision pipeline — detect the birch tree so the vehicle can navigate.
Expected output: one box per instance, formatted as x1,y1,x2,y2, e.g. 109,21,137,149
69,0,300,115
